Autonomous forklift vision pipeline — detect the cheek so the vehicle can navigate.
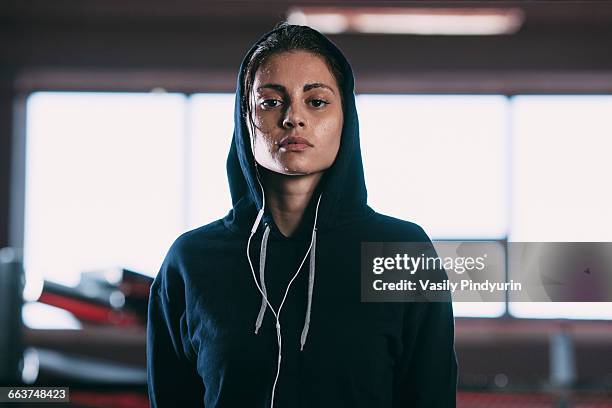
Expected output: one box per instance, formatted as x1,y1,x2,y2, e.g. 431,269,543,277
315,113,343,151
253,129,276,153
251,111,279,151
253,108,279,131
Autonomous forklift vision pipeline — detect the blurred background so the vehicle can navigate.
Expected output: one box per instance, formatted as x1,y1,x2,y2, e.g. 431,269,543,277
1,1,612,407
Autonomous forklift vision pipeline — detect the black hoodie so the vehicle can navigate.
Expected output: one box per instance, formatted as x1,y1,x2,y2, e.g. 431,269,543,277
147,24,458,408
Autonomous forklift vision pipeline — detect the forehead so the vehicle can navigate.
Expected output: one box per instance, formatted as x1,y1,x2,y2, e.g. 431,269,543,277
253,51,337,88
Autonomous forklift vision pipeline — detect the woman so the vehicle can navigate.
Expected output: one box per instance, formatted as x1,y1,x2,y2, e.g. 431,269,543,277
147,22,457,407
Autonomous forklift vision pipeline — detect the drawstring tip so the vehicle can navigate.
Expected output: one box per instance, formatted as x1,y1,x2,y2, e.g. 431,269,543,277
300,334,307,351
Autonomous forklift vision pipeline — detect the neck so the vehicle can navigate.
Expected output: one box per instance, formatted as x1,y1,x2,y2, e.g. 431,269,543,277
259,166,323,238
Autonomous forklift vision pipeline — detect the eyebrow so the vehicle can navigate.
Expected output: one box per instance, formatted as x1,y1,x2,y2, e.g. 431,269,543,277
256,82,336,95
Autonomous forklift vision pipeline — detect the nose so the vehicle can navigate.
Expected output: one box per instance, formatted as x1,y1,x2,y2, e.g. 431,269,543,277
281,103,306,129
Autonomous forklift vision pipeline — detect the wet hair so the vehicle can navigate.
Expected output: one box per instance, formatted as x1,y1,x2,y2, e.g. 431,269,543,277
242,22,346,136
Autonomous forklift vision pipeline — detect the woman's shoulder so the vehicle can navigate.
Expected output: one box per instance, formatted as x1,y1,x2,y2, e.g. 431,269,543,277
154,218,232,287
164,218,232,260
368,210,432,242
178,218,229,242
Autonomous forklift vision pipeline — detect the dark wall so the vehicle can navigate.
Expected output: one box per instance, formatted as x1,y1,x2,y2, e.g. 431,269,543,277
0,69,15,249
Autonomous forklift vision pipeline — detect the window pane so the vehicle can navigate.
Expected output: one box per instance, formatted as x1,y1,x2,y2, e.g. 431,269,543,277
509,95,612,319
357,95,508,240
187,94,234,229
357,95,508,318
510,95,612,242
509,302,612,320
451,302,506,318
24,92,187,287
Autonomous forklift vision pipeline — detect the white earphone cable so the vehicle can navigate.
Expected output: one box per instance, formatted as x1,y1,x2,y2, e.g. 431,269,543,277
246,165,323,408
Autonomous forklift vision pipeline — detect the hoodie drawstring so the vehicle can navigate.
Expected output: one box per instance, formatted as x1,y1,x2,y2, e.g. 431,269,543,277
254,225,270,334
252,214,319,350
246,193,322,408
300,226,316,350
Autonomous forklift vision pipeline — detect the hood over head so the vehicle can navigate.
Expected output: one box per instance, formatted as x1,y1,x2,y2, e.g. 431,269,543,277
221,24,378,407
224,23,373,238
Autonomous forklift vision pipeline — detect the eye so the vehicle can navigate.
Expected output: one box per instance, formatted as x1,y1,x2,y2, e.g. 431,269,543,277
309,99,329,108
260,99,282,109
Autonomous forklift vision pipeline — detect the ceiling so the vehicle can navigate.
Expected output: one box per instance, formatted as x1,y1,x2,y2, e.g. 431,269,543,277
2,0,612,93
2,0,612,26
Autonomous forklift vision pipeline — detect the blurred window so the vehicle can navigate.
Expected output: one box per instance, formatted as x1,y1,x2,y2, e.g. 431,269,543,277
508,95,612,319
357,95,509,240
24,92,611,319
187,94,234,230
25,92,187,286
357,95,509,318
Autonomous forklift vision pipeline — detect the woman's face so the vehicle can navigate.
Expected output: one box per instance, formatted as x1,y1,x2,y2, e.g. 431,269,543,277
249,50,343,176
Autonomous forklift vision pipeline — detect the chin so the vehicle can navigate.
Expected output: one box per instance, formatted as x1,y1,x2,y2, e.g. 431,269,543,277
277,158,312,174
280,166,311,176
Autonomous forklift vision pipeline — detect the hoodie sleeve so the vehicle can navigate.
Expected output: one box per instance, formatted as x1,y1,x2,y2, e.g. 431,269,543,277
392,227,458,407
393,301,458,407
147,240,205,407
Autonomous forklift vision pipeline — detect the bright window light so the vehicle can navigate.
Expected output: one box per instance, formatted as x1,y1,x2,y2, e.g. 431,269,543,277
25,92,187,286
452,302,505,318
509,303,612,320
187,94,234,230
22,302,82,330
357,95,508,318
510,96,612,242
357,94,509,240
509,95,612,320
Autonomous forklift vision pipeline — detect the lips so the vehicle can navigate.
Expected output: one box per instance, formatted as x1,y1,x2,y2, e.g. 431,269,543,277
279,136,314,148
